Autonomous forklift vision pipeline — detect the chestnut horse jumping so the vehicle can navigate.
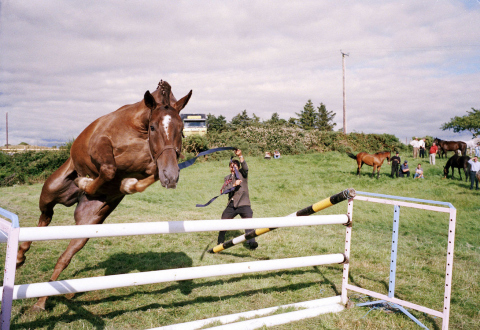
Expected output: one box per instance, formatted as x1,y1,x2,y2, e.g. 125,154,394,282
16,80,192,310
347,151,391,178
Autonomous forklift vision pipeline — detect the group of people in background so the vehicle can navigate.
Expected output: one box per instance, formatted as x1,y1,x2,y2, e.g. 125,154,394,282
395,138,480,190
264,150,281,160
390,151,423,178
410,137,439,165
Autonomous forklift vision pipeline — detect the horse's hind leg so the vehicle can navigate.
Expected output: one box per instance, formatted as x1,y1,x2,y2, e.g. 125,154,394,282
17,158,80,268
357,162,363,176
32,193,124,311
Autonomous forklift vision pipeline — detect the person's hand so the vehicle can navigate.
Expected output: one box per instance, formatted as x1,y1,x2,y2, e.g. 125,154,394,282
235,149,243,158
234,179,242,186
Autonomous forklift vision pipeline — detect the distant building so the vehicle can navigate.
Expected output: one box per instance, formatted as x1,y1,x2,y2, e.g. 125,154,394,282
181,114,207,137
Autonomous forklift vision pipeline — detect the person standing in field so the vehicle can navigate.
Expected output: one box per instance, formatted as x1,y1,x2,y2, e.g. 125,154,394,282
217,149,258,250
467,156,480,190
429,142,438,165
410,137,420,159
390,151,401,178
419,138,426,158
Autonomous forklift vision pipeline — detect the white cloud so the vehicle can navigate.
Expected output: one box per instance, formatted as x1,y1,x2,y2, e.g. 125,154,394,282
1,0,479,146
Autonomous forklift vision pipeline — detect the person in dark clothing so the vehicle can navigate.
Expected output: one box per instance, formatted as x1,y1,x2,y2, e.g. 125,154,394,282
399,160,410,177
217,149,258,250
390,152,401,178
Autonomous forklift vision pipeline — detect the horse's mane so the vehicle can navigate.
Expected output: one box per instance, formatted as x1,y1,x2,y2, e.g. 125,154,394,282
374,150,391,155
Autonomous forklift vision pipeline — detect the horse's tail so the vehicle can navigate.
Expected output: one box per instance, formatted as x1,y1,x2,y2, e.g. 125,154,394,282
346,152,357,160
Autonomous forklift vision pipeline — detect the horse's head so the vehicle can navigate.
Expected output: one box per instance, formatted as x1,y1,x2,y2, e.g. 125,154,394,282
443,165,448,177
144,83,192,189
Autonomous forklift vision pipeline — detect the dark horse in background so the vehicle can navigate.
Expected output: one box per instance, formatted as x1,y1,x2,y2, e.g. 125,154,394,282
347,151,391,178
434,138,467,159
16,80,192,311
444,154,471,181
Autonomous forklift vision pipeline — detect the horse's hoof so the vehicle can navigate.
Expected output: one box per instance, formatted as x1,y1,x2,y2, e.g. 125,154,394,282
74,177,93,191
65,293,75,300
120,178,138,194
31,303,45,312
16,259,25,269
16,254,26,269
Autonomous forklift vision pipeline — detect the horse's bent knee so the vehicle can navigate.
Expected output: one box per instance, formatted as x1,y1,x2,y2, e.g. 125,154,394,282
100,164,117,181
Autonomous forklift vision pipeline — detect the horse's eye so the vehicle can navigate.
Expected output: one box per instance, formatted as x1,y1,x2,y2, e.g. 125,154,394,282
150,126,155,131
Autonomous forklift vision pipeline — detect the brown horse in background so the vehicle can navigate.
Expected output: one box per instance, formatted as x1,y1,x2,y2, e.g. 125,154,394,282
16,80,192,311
347,151,391,178
434,138,467,158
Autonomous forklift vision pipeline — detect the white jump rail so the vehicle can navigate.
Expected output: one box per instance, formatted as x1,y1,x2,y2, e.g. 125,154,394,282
0,192,456,330
0,213,350,330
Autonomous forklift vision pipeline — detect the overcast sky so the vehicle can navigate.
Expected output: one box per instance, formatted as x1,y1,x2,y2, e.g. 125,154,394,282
1,0,479,147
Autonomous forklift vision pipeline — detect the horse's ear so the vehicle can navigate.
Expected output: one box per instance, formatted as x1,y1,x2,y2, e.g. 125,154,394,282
144,91,157,110
173,90,193,113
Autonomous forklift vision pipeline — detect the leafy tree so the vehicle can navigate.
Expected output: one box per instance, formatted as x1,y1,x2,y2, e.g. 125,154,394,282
288,117,298,127
230,110,252,129
441,108,480,137
265,112,287,126
315,103,336,131
207,114,227,132
251,113,262,126
296,100,317,130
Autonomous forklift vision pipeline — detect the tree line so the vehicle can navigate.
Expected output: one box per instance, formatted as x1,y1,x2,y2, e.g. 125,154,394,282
207,100,337,132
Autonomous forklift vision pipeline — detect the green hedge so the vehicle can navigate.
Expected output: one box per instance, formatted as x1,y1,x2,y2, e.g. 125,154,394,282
0,150,70,187
0,131,406,187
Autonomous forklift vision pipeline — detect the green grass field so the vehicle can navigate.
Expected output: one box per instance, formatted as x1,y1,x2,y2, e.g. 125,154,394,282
0,152,479,329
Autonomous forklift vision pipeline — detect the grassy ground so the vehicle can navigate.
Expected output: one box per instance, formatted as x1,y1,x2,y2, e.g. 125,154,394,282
0,151,479,329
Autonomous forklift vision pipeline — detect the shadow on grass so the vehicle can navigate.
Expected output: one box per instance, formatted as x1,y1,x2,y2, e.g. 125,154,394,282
72,251,193,277
11,266,338,329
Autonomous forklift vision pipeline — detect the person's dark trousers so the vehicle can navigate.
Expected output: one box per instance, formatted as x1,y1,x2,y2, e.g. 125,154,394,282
470,171,479,190
218,201,256,245
419,148,425,158
399,171,410,178
391,163,399,178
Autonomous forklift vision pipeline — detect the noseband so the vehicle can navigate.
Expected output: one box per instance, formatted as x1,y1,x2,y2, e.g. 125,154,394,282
149,144,179,163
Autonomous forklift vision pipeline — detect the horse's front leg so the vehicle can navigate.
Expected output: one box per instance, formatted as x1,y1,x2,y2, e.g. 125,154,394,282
75,137,116,195
76,163,117,195
371,165,377,178
120,175,157,194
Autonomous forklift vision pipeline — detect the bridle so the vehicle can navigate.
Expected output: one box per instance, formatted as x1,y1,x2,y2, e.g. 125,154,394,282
147,108,181,163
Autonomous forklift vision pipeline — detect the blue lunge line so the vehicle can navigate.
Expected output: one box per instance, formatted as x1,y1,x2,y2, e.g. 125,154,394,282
196,186,236,207
194,152,242,207
178,146,236,170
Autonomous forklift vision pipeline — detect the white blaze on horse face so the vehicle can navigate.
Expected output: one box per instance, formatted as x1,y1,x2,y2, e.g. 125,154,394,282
162,115,172,141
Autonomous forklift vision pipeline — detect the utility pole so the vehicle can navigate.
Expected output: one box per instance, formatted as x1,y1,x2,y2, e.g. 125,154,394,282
6,112,8,149
341,51,349,134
